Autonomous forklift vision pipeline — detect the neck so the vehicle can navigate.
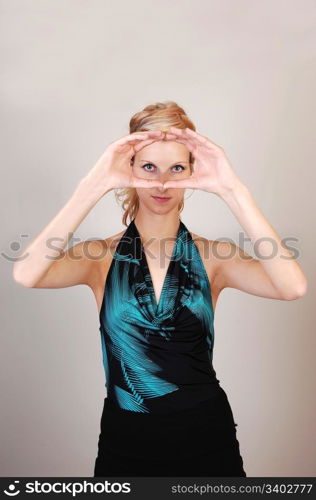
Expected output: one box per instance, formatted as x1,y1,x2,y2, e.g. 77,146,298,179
134,211,181,245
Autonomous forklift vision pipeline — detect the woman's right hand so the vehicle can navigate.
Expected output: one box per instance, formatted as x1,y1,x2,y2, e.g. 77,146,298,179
13,130,167,289
83,130,166,196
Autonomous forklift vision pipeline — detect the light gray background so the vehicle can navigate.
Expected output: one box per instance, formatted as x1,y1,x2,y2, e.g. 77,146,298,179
1,0,315,477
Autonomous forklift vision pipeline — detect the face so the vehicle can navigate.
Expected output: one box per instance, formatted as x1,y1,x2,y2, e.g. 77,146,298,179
132,139,192,215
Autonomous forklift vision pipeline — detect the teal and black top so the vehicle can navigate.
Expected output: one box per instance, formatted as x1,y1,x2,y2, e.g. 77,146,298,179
98,218,221,414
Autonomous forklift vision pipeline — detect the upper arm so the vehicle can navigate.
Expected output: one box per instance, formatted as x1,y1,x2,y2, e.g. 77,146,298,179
211,241,287,300
31,240,107,289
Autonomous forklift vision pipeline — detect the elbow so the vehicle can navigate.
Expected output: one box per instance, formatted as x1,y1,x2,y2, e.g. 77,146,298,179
12,266,35,288
282,278,308,301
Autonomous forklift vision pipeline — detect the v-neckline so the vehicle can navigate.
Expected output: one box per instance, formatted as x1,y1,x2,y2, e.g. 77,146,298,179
132,219,182,312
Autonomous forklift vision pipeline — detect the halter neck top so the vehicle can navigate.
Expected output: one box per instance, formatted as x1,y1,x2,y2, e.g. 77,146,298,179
98,218,221,413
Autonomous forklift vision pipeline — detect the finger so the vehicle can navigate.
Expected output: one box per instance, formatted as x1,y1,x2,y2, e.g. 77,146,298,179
134,137,163,152
113,133,164,155
127,131,163,143
167,126,205,148
163,132,178,140
168,126,186,134
162,179,198,189
169,126,220,152
171,128,221,157
167,126,196,146
168,126,195,138
164,133,195,149
185,128,222,150
165,136,196,154
115,130,163,146
130,178,165,189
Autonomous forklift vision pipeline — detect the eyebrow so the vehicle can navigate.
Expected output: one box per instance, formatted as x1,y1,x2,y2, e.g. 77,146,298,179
138,159,190,165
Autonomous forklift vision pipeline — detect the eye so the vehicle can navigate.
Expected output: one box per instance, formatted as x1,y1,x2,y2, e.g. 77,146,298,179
142,163,156,172
172,165,185,172
141,163,186,173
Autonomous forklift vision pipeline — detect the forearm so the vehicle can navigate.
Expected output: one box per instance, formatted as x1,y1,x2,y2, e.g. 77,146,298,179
13,177,111,287
219,180,307,296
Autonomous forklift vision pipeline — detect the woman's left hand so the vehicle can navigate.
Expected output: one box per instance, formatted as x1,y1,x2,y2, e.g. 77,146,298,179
162,127,242,196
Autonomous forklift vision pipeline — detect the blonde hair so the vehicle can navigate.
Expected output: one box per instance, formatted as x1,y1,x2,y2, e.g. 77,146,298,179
114,101,196,226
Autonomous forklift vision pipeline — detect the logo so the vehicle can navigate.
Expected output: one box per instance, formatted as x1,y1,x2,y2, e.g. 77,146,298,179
3,481,20,496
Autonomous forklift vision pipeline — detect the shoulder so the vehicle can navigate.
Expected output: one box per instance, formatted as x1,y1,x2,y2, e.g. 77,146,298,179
86,228,126,290
94,228,126,265
189,231,230,310
189,234,254,291
89,229,126,256
189,231,237,288
189,231,218,278
69,235,118,268
190,233,239,265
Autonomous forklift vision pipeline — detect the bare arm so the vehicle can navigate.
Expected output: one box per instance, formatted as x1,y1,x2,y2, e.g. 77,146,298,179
12,130,165,289
213,182,308,301
162,127,308,301
12,179,111,288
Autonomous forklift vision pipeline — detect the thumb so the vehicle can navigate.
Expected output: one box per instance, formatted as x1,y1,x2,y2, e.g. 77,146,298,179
130,178,164,189
163,179,194,189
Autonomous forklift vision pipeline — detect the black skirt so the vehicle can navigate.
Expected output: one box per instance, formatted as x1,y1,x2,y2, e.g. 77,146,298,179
94,386,246,477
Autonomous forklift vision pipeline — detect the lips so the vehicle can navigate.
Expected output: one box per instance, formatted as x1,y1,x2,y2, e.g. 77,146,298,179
152,196,171,203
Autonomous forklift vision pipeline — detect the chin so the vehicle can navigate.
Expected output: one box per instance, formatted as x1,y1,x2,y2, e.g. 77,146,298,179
146,199,179,214
149,205,174,215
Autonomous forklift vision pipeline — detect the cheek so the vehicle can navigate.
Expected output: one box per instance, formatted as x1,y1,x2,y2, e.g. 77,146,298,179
136,188,153,200
174,188,185,197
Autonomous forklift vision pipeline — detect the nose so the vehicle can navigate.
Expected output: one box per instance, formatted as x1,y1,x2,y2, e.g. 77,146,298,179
156,183,168,194
155,174,169,194
156,170,171,188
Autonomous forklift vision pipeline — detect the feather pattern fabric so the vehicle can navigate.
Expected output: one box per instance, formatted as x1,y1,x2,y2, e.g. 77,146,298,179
98,218,221,414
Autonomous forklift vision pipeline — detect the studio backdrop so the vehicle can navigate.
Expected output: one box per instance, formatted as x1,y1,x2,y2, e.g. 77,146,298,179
1,0,315,477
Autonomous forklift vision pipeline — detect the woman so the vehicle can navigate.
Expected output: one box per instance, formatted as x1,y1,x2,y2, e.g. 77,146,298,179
13,101,307,477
